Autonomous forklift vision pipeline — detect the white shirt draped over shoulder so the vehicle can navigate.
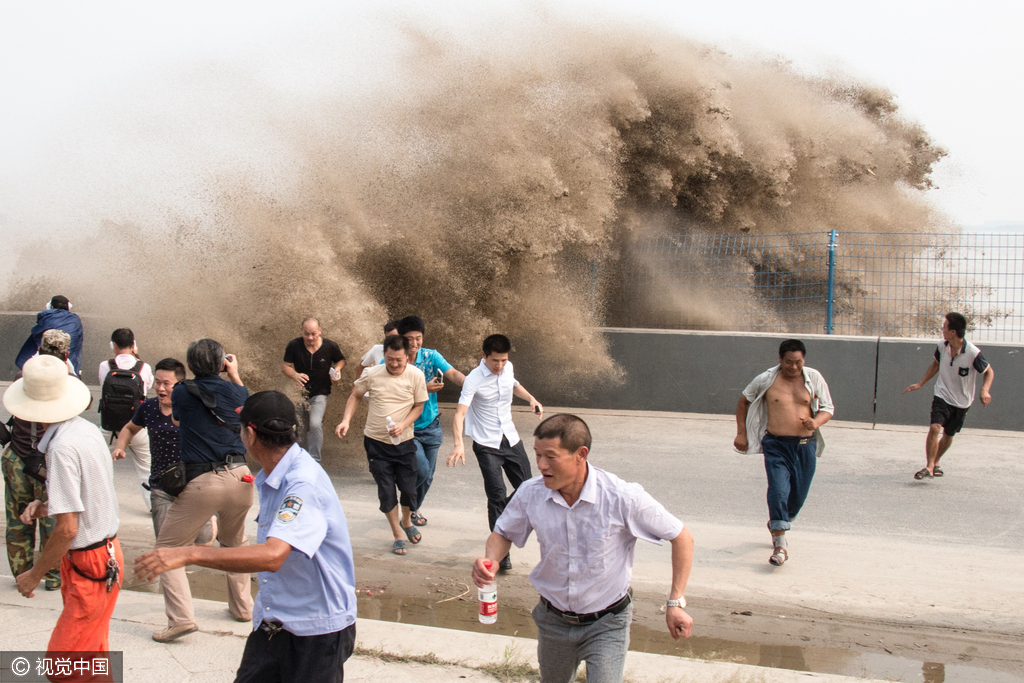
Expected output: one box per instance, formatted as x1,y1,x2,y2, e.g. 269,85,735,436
740,365,834,457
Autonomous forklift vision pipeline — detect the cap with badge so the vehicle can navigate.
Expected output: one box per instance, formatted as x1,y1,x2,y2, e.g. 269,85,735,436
239,390,297,436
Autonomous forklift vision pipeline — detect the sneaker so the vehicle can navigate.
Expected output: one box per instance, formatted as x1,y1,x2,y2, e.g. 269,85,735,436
498,554,512,572
153,622,199,643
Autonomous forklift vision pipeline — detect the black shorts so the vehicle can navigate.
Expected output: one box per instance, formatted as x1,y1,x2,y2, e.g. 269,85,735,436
930,396,969,436
364,436,418,513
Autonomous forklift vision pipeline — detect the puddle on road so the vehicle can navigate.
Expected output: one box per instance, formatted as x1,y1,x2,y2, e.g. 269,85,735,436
125,571,1019,683
355,592,1019,683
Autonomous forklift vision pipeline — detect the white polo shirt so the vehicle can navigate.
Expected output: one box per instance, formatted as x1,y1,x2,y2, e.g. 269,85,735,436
495,464,683,615
458,359,521,449
98,354,154,394
933,340,989,409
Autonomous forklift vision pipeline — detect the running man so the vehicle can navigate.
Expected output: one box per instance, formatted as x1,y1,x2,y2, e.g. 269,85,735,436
336,335,426,556
447,334,542,572
282,317,346,462
734,339,834,567
903,312,994,480
391,315,465,527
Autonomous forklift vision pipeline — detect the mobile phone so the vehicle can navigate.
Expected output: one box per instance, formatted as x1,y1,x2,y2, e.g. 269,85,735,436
534,404,542,414
435,369,444,382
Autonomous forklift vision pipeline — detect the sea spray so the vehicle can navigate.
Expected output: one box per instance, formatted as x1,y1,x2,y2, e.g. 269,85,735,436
0,16,947,418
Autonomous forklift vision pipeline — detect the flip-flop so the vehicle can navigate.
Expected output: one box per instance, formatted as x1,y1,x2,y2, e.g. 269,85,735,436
392,540,407,555
410,511,428,527
914,468,932,480
933,466,944,477
403,525,422,544
769,547,788,566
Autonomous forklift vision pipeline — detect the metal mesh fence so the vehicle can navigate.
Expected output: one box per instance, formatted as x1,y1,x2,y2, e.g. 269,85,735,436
600,232,1024,342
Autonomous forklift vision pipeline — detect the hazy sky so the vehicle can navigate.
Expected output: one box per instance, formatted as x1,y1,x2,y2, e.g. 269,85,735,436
2,0,1021,230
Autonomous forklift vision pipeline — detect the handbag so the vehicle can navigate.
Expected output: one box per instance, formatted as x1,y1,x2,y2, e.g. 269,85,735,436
159,462,188,497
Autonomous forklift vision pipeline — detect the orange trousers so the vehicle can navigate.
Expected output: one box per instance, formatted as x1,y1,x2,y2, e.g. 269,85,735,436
47,538,123,654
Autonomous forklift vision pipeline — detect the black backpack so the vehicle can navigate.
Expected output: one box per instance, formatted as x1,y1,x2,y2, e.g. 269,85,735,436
98,359,146,436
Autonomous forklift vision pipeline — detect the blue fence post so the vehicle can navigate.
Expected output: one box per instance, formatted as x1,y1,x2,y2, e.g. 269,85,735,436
825,230,837,334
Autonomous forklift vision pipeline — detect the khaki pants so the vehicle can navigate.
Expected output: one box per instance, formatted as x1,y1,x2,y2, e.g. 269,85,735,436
155,466,254,626
104,427,152,511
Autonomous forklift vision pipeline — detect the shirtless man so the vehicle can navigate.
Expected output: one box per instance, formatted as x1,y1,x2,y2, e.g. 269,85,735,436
734,339,834,566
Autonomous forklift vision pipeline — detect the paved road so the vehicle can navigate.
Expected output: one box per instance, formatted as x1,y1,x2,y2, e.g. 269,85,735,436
3,386,1022,680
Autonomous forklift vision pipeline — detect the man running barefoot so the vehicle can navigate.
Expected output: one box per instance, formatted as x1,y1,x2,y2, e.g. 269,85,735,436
734,339,834,567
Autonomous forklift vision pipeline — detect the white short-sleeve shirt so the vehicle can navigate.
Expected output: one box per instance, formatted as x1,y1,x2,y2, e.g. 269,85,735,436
458,359,521,449
42,416,120,549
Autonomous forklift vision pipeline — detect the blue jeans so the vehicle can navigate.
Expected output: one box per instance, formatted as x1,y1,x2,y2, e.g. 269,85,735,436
532,599,632,683
299,395,328,462
412,418,443,511
762,434,817,531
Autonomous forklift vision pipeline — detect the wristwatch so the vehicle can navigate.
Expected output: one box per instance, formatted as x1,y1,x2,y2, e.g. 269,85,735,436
666,597,686,609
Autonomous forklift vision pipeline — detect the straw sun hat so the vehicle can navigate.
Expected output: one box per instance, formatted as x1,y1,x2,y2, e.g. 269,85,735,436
3,354,91,424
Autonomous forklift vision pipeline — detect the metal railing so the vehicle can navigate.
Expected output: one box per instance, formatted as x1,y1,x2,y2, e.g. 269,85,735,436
599,231,1024,342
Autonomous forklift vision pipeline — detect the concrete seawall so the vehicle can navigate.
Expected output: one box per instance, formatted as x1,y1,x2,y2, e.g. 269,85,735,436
3,314,1019,431
510,328,1022,431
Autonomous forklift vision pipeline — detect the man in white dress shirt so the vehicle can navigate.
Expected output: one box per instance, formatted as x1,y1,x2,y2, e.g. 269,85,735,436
472,414,693,683
447,334,543,572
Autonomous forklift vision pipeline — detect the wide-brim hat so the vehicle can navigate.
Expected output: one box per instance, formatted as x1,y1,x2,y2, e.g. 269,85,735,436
3,354,91,423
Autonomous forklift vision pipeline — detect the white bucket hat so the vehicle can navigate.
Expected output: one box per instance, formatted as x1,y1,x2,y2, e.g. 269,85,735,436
3,355,91,423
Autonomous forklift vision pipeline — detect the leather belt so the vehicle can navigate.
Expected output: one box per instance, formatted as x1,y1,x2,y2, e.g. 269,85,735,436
71,535,117,552
185,453,247,477
765,432,813,445
541,589,632,625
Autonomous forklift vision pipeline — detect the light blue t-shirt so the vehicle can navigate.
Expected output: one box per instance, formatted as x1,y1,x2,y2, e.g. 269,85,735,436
253,443,357,636
381,347,452,430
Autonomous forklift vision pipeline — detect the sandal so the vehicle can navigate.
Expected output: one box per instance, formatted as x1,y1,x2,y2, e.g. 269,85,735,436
410,511,428,527
769,547,788,566
914,468,932,480
392,540,407,555
933,466,943,477
403,525,422,544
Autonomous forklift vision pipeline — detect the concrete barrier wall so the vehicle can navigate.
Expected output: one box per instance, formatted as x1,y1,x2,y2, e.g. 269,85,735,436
874,337,1021,429
514,328,1021,432
513,329,878,424
3,313,1020,431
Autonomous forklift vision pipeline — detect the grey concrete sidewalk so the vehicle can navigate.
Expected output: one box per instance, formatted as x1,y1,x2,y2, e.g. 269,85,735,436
0,584,883,683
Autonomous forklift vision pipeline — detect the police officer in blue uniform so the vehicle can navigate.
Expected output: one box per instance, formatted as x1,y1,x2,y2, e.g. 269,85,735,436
135,390,357,682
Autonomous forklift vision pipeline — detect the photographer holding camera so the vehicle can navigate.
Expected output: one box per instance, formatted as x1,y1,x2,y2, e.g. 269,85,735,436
151,338,255,643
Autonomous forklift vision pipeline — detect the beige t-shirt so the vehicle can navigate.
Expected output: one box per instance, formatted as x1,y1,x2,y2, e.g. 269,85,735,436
354,363,428,443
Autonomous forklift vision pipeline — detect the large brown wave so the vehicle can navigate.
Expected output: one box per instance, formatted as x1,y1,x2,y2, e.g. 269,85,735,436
2,18,947,398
